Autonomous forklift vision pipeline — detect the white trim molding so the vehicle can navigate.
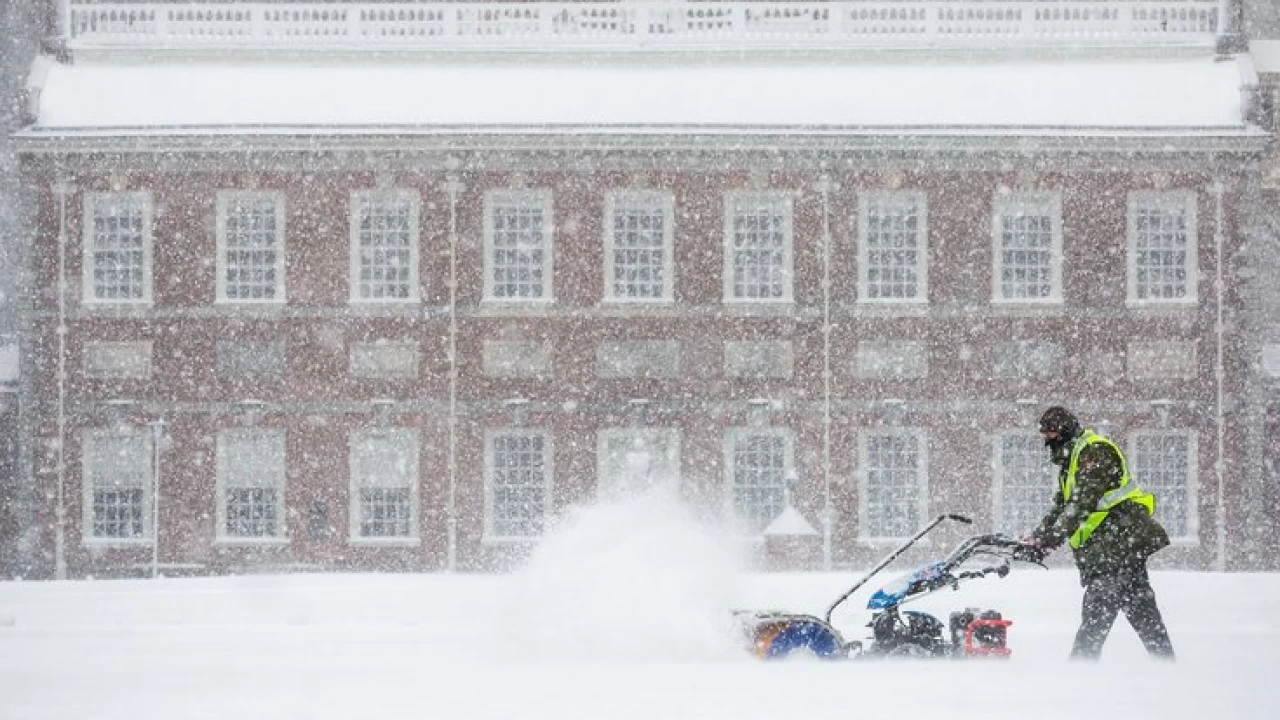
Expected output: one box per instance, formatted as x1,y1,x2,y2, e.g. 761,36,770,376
215,190,287,304
991,190,1063,304
349,189,421,304
483,189,555,304
722,191,794,304
82,191,153,306
603,189,675,304
1126,189,1199,306
857,189,929,305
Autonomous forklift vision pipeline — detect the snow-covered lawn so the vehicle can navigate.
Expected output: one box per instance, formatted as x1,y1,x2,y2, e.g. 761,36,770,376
1,493,1277,720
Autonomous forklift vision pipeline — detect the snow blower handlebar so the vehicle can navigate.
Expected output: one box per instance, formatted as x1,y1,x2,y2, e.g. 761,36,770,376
823,513,972,624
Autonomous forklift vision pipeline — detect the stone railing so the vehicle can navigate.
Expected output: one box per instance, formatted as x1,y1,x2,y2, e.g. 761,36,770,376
62,1,1222,52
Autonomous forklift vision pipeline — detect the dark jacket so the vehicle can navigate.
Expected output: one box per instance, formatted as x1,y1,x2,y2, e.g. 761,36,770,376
1032,439,1170,584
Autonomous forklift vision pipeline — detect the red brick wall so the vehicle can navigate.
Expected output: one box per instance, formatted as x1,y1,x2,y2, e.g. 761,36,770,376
17,163,1252,575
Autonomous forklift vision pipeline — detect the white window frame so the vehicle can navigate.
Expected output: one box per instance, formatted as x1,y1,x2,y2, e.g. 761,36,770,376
484,428,553,542
992,431,1058,536
216,190,287,304
349,189,421,304
1126,190,1198,305
596,427,681,499
348,428,420,544
723,426,794,537
215,428,288,543
991,192,1063,304
82,191,153,305
723,191,794,303
858,428,929,542
857,190,929,304
81,428,153,546
1128,429,1199,544
603,189,675,304
483,189,554,303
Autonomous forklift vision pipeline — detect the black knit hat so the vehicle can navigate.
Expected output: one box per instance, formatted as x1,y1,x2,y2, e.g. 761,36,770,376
1038,406,1080,440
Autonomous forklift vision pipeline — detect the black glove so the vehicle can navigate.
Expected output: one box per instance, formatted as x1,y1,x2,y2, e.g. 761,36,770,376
1012,540,1048,564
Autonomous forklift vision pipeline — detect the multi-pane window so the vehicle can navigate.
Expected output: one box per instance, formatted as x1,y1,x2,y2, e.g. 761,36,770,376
994,433,1058,535
1130,431,1197,541
486,430,551,539
597,428,680,499
83,192,151,303
860,431,926,539
350,191,419,302
485,190,553,301
217,192,285,302
725,193,792,301
350,429,418,540
82,430,151,541
217,429,286,540
605,191,674,302
859,191,928,302
725,429,791,535
1128,191,1197,303
993,193,1062,302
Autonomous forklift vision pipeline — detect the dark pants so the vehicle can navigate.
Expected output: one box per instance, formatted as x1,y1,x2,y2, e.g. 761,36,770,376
1071,563,1175,660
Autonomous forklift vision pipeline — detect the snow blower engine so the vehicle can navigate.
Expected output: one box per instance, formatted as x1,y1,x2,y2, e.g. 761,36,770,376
735,514,1044,660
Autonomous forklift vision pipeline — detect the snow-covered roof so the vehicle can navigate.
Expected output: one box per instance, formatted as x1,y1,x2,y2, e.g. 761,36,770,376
24,56,1254,138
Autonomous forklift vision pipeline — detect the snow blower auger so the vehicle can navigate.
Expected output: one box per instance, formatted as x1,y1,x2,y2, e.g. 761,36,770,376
734,514,1045,661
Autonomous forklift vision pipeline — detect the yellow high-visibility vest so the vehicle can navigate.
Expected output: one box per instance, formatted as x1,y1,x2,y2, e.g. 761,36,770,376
1061,430,1156,548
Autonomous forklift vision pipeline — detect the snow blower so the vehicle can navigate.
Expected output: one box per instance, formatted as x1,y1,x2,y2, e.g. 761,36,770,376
735,514,1044,660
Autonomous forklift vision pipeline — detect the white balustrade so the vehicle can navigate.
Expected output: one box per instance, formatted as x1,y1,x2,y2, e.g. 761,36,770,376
63,1,1222,51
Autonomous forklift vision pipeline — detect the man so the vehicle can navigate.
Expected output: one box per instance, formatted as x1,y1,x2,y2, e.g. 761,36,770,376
1022,406,1176,660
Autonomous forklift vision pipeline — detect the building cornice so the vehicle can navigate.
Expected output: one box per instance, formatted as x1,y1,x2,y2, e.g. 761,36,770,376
12,128,1271,170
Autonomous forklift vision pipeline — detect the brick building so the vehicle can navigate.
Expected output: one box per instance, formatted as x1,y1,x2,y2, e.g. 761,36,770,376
4,1,1278,578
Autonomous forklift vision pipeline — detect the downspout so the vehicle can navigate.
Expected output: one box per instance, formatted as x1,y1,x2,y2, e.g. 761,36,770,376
1211,180,1226,571
444,172,462,572
53,176,70,580
57,0,71,40
819,174,833,571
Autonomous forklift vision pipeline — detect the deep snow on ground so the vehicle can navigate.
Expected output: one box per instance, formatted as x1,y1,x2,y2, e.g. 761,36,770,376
1,489,1277,720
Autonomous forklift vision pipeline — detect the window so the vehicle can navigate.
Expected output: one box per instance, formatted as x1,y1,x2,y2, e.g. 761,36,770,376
605,190,674,302
993,193,1062,302
859,430,927,540
725,428,792,535
217,191,286,302
1130,431,1197,541
350,190,419,302
350,428,419,540
858,191,928,302
485,430,551,539
484,190,553,301
597,428,680,499
724,192,793,302
216,429,286,541
82,429,152,542
993,433,1057,535
83,192,152,303
1128,191,1197,304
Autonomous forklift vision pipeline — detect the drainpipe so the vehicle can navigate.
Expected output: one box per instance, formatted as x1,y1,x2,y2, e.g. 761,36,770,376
444,171,462,572
1211,180,1226,571
147,419,164,578
57,0,72,40
53,176,72,580
819,173,833,571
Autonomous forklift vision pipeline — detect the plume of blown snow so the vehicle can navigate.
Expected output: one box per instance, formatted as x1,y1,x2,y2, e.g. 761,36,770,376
498,484,749,663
